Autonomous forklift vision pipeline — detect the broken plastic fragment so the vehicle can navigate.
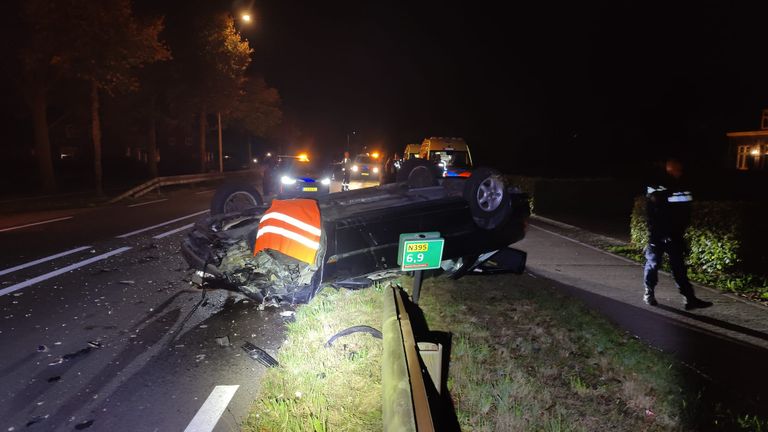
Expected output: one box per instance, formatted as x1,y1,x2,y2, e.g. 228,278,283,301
241,342,278,367
119,281,135,285
215,336,230,347
279,311,295,317
74,420,94,430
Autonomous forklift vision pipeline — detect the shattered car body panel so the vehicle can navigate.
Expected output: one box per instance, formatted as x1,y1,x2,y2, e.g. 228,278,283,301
182,177,529,304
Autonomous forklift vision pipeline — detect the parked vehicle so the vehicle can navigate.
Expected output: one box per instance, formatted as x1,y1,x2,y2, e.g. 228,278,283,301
403,143,421,160
267,154,333,198
420,137,474,177
182,165,529,304
350,154,382,180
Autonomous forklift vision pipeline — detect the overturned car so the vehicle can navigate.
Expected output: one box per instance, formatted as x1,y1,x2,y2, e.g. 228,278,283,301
181,162,530,305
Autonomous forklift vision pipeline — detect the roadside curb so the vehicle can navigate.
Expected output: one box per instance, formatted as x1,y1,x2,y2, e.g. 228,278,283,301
529,214,768,311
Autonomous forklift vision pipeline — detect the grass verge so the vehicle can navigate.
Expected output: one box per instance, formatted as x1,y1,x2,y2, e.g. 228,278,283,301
242,285,385,431
243,274,768,431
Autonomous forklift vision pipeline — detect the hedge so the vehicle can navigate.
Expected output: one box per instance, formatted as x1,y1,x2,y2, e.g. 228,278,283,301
630,197,768,279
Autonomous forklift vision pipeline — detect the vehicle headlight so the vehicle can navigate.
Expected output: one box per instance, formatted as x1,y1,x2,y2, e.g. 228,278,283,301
373,166,379,173
281,175,297,185
351,165,359,172
321,178,331,185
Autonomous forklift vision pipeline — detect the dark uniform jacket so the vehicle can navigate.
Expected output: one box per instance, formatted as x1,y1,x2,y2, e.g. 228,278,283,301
645,177,693,240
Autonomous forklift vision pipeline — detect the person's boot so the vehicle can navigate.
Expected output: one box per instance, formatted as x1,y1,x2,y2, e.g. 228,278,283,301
684,296,713,311
643,287,658,306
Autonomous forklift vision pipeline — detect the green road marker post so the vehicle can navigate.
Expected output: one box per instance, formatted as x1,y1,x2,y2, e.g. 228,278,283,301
397,232,444,304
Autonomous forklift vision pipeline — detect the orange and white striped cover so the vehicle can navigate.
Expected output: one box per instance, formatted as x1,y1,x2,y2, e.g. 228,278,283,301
253,199,322,265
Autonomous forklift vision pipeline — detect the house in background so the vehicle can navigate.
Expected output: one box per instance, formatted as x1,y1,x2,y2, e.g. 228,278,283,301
726,109,768,170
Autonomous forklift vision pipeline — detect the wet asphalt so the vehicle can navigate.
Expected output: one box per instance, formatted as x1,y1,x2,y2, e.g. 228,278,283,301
0,188,289,432
0,181,379,432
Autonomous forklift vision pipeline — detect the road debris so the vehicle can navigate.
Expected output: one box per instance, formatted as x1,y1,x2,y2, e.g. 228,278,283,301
119,281,135,285
74,419,94,430
25,415,48,427
279,311,295,317
241,342,279,367
195,354,206,362
215,336,230,347
37,345,48,352
324,325,382,348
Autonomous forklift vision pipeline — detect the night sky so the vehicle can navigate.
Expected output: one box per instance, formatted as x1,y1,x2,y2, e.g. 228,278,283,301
7,0,768,177
233,0,768,175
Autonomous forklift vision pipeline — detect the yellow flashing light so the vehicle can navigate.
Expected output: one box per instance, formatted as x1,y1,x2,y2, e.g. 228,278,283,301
371,152,380,159
298,153,310,162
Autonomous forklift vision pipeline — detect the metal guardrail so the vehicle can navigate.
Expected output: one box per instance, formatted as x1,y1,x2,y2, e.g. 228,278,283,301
107,169,259,204
382,284,439,432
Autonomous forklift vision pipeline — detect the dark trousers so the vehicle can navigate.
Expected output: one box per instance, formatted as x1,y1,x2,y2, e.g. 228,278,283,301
643,236,694,297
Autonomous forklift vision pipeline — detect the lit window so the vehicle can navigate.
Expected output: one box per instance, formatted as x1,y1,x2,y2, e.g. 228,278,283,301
762,109,768,130
736,145,750,170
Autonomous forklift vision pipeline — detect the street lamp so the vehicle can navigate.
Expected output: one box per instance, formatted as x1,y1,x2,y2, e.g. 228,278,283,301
346,130,357,152
241,13,252,23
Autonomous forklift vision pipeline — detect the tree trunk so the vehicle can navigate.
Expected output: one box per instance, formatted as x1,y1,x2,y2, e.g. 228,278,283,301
31,85,56,193
199,109,207,173
147,97,158,178
90,80,103,196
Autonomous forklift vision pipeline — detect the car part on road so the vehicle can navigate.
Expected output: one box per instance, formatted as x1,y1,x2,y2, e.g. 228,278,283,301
242,342,279,367
464,167,511,230
466,247,527,275
210,181,263,215
324,325,383,348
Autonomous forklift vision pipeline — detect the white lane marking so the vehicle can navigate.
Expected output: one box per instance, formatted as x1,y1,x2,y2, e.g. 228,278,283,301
195,189,215,195
153,223,195,239
0,216,73,233
0,247,132,297
116,210,209,238
184,385,240,432
0,246,92,277
128,199,168,208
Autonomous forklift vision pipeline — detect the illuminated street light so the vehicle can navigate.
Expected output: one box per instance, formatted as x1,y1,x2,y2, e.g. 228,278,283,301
241,13,252,23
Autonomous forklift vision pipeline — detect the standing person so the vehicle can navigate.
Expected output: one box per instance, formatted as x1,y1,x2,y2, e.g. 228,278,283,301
382,152,399,184
341,151,352,191
643,158,712,310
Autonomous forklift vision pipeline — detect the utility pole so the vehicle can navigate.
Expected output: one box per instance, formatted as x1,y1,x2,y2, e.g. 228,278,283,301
217,112,223,172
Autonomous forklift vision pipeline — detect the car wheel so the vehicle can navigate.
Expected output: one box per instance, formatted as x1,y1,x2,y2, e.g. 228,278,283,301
463,167,511,230
396,158,441,188
210,182,263,215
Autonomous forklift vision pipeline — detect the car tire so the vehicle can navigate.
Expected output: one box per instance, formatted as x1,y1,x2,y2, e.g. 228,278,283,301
463,167,511,230
210,182,263,215
396,158,441,188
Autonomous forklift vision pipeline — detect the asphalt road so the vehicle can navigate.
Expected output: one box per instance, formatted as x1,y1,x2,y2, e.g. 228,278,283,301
6,178,765,430
0,180,379,432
